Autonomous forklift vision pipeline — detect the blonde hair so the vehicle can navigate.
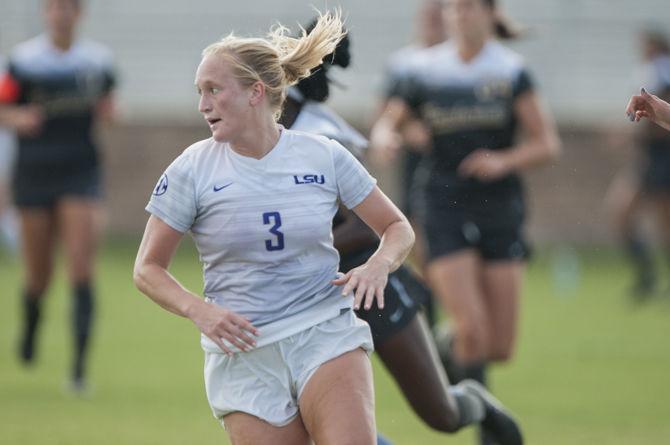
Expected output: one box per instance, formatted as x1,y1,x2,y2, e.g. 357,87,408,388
202,10,346,120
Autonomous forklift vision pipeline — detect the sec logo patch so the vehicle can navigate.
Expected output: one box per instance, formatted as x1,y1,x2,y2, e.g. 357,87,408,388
153,174,168,196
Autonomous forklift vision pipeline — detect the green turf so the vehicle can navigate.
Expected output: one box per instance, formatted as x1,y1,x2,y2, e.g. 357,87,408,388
1,241,669,444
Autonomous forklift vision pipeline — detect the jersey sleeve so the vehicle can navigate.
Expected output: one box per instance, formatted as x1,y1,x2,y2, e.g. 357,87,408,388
512,67,535,98
145,151,198,233
331,141,377,209
392,74,425,111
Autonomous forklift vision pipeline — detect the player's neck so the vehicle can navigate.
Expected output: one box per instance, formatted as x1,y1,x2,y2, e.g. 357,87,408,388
456,37,488,63
50,32,75,52
229,120,281,160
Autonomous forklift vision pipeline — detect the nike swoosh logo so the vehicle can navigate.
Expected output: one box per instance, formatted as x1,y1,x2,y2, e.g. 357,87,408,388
213,182,233,192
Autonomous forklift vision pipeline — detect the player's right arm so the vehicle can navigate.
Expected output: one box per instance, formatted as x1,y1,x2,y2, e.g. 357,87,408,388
133,215,258,355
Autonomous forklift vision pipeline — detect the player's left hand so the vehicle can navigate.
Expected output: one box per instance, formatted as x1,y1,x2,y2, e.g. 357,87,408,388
458,149,511,181
332,259,389,311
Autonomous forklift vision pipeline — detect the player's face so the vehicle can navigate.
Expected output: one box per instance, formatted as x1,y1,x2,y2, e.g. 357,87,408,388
44,0,81,36
195,55,253,143
443,0,492,42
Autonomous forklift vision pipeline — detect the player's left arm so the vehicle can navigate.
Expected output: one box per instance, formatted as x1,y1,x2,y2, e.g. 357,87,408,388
332,186,415,310
459,91,562,181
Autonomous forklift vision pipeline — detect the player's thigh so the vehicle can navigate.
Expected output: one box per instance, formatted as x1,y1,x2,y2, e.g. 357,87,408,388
426,251,488,336
18,207,57,291
480,259,524,362
299,348,375,445
604,171,644,232
223,412,310,445
56,197,102,282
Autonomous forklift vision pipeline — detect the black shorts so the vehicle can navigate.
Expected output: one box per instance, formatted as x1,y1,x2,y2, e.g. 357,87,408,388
642,142,670,193
341,248,431,348
422,191,530,262
12,165,102,208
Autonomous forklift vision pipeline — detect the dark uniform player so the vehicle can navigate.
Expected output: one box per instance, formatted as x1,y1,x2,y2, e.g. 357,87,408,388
610,30,670,298
0,0,116,391
280,21,523,445
371,1,559,443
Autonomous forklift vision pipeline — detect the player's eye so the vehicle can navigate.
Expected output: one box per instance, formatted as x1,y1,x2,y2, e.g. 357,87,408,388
210,87,220,95
195,87,202,96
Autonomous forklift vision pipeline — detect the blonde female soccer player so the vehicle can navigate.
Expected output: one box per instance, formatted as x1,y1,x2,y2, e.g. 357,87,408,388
133,11,414,445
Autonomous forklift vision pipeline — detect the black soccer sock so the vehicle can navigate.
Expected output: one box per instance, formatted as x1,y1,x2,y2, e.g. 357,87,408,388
449,383,486,429
463,363,497,445
20,290,43,363
433,324,466,383
464,362,487,387
625,234,655,291
72,283,95,382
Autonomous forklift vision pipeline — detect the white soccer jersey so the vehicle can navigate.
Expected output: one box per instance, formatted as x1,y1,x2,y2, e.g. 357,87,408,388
146,128,376,349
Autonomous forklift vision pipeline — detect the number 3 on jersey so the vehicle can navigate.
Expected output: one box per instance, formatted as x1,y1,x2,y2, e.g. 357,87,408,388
263,211,285,251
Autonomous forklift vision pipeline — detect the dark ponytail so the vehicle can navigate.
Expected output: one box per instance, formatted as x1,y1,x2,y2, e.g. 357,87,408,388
483,0,522,40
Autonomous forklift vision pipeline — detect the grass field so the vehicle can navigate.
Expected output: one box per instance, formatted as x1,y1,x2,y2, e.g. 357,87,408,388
1,240,670,445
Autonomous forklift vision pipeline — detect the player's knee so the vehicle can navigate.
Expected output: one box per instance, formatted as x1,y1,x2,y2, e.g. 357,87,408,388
26,280,49,297
456,322,489,359
489,343,515,362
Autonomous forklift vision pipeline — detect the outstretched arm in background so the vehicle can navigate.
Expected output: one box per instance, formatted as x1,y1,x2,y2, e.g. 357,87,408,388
626,87,670,132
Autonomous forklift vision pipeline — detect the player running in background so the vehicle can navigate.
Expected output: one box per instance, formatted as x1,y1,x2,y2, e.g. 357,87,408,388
371,0,560,442
134,11,415,445
372,0,448,326
0,0,116,391
280,20,522,445
609,30,670,298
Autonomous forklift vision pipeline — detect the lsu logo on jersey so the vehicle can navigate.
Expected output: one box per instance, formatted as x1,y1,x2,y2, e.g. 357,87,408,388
293,174,325,185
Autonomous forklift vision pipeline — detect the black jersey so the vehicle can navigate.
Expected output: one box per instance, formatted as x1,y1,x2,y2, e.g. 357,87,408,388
395,41,533,200
0,34,116,176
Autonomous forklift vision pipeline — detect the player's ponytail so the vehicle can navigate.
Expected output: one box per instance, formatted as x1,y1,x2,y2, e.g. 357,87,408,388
270,10,346,85
483,0,523,40
201,9,345,120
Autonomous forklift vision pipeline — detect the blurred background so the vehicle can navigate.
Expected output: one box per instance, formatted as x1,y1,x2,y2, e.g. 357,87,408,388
1,1,670,444
1,0,669,242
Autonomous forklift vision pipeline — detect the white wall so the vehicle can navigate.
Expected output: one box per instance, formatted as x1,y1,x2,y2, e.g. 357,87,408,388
1,0,669,126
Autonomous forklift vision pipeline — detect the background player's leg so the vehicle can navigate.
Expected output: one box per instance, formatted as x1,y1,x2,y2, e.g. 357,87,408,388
375,312,466,432
299,348,376,445
223,412,311,445
17,207,57,363
606,173,656,297
480,260,524,363
57,197,102,387
427,250,490,365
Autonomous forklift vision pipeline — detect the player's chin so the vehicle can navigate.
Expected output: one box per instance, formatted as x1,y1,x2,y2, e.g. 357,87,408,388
211,128,230,143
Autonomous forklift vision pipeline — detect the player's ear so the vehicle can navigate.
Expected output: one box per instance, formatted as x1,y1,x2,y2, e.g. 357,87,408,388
249,81,265,106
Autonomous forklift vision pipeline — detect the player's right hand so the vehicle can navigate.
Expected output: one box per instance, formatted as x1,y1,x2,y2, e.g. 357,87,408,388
13,105,44,136
189,302,259,355
369,124,402,166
